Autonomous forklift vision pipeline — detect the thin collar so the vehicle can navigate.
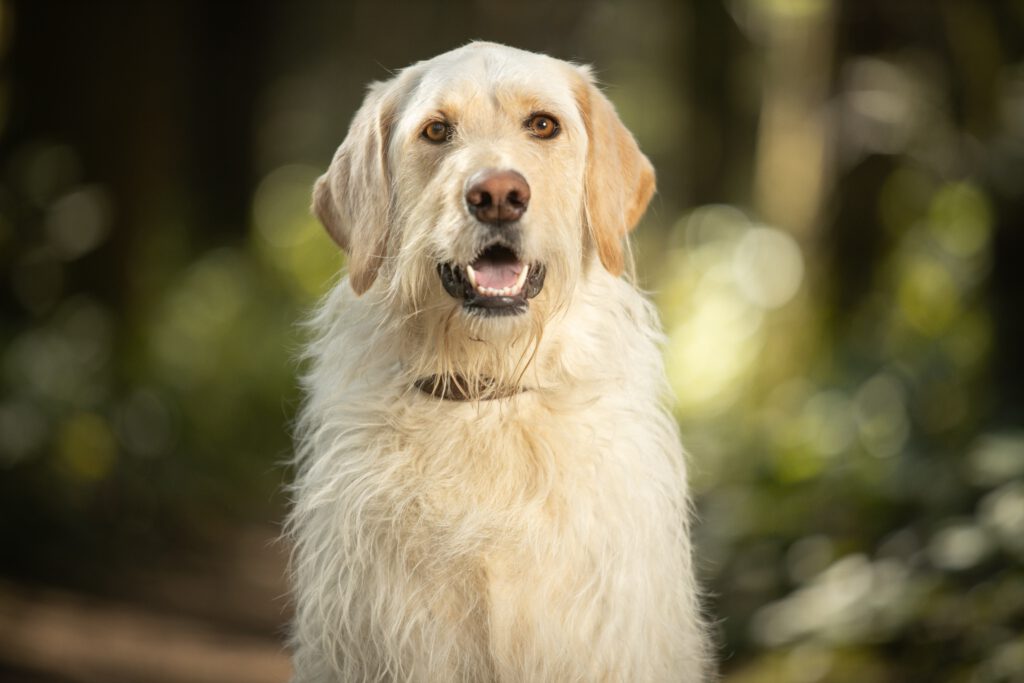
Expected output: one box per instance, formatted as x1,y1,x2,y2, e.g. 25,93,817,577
413,374,528,401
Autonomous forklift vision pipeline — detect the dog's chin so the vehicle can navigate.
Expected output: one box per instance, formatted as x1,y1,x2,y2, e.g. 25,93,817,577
438,243,546,318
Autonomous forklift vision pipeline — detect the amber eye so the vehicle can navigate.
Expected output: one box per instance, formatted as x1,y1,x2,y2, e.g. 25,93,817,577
422,120,450,143
526,113,559,139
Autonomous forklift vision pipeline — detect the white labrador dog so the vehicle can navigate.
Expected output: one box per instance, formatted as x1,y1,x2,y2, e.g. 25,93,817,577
288,42,711,682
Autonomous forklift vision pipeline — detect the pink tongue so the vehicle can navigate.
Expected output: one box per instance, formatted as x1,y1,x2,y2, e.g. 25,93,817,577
472,260,523,290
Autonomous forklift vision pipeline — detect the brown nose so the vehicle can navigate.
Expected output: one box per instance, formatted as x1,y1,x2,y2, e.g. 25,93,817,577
465,169,531,224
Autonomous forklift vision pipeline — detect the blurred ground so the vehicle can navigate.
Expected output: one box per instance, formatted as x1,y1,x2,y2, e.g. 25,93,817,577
0,525,291,683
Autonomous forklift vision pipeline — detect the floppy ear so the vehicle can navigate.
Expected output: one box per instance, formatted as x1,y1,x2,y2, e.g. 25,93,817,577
574,69,656,275
313,81,398,295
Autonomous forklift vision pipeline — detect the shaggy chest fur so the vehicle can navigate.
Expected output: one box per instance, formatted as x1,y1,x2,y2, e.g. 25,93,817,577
289,281,707,682
294,393,694,682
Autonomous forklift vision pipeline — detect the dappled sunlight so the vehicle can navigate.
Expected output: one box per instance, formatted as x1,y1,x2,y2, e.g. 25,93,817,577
896,251,961,335
655,7,1016,679
927,520,994,572
665,289,763,417
660,205,806,417
980,480,1024,560
969,432,1024,487
928,182,993,258
750,553,917,646
732,227,804,309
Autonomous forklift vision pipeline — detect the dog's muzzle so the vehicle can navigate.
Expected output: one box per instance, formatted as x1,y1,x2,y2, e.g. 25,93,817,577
438,169,547,316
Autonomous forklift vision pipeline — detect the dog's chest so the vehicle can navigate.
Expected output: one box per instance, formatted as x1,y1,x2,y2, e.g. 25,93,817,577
396,395,647,529
378,394,684,662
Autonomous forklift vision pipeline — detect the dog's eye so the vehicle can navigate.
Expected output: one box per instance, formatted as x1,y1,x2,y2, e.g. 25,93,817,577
526,114,559,140
421,120,451,143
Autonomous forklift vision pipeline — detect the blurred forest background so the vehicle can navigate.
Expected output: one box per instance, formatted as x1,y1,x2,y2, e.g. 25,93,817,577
1,0,1022,681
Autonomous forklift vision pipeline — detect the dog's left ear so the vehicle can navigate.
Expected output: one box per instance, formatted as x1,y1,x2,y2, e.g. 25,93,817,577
313,80,399,295
574,68,656,275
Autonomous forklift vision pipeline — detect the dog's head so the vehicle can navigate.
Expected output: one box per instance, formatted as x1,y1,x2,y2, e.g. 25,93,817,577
313,42,654,338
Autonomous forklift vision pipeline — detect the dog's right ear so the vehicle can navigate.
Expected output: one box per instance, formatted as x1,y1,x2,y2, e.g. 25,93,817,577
313,81,398,295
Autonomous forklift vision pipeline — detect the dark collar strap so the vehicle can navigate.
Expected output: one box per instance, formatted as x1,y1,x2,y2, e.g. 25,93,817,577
414,375,528,401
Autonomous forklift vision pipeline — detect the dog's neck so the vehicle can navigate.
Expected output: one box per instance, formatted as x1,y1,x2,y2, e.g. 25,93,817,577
413,374,528,401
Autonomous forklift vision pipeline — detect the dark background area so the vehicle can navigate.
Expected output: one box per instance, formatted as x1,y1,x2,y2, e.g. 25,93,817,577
1,1,1022,681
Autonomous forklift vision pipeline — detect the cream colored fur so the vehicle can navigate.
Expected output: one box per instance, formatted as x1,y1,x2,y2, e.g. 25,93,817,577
288,42,712,682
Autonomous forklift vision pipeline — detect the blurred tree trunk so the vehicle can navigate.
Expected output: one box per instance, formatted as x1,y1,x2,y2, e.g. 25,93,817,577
749,2,838,393
752,2,837,243
7,1,269,311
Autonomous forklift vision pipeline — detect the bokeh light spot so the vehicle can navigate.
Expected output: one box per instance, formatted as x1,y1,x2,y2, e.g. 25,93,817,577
927,522,993,571
680,204,751,249
45,185,113,260
928,182,992,258
897,256,960,335
56,412,117,482
251,164,340,300
667,289,763,416
969,431,1024,487
733,226,805,309
979,482,1024,559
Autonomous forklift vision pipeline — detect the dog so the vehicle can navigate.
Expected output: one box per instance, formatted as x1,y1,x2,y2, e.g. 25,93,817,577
287,42,711,682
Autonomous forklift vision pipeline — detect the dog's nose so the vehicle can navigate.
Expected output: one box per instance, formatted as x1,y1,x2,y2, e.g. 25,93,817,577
465,169,530,224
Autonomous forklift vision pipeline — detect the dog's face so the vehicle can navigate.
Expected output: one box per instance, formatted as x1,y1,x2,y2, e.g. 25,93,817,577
314,43,654,337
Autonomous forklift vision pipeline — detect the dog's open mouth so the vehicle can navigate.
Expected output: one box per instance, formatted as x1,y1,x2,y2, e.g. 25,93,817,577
438,243,546,316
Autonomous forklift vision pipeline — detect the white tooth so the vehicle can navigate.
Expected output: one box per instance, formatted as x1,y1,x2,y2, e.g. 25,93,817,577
466,265,478,289
514,265,529,293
